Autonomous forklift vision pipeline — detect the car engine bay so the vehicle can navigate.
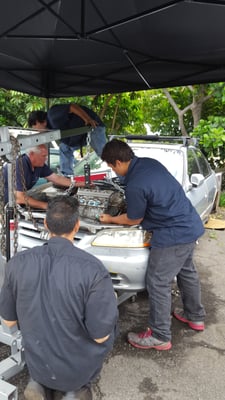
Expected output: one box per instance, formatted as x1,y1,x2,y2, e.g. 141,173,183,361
18,178,127,228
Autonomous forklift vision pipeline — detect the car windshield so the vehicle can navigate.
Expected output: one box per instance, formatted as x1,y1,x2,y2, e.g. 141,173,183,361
74,152,110,176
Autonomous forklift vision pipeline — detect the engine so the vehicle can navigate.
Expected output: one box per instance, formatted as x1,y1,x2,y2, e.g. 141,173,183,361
21,180,127,223
77,184,127,221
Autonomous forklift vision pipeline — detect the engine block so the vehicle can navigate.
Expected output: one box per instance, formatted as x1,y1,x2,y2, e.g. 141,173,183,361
77,187,126,221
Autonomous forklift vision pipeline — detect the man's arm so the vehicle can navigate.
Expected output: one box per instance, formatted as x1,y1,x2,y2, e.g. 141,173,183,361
85,268,118,346
46,173,85,187
46,173,71,187
99,212,143,226
16,191,48,209
16,173,85,209
69,104,98,128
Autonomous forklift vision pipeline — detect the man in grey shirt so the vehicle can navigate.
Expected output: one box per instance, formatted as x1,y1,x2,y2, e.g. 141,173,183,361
0,195,118,400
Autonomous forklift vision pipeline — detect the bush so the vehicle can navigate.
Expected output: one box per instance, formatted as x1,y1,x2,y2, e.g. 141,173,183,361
219,192,225,208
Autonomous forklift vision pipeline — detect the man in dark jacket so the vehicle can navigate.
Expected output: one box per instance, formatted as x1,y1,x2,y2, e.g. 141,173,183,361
0,196,118,399
28,104,107,176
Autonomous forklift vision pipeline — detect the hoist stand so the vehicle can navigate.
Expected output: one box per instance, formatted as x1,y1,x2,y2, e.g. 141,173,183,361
0,125,91,399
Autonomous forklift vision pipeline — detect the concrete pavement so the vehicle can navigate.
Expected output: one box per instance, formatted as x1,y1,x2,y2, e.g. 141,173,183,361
92,229,225,400
5,228,225,399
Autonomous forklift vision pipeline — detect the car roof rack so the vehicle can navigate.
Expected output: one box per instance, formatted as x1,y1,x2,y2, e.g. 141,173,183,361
109,135,198,147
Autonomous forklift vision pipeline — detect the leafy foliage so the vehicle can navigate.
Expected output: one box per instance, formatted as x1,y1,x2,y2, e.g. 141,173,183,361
1,84,225,175
0,90,148,136
191,117,225,169
219,192,225,207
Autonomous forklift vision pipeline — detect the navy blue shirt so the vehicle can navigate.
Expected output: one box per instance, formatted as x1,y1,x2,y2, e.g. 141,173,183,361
124,156,204,247
47,104,105,147
3,154,52,203
0,237,118,392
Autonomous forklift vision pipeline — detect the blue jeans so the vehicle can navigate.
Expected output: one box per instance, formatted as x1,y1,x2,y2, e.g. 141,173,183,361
145,242,205,342
59,126,107,176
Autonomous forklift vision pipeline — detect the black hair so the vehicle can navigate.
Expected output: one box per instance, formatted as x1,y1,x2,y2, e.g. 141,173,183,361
46,195,79,235
28,111,47,127
101,139,135,165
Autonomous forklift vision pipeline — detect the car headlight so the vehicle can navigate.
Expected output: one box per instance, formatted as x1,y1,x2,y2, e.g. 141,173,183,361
92,228,151,248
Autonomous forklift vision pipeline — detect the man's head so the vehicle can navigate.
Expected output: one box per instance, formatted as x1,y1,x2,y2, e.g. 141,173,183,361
45,196,80,238
27,144,48,168
101,139,135,176
28,111,47,130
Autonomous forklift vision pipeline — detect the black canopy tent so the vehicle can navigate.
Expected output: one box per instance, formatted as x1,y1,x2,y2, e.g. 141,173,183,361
1,3,225,396
0,0,225,98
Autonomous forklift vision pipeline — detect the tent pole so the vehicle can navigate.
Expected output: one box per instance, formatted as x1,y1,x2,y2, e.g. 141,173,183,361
45,97,50,165
124,50,152,89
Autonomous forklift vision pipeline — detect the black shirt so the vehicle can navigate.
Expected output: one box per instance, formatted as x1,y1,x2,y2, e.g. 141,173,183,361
0,237,118,391
47,104,105,147
3,154,52,203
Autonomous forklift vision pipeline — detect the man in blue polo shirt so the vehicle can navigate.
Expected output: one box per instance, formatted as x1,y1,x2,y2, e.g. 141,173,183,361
0,196,118,400
28,103,107,176
99,139,205,351
3,144,76,209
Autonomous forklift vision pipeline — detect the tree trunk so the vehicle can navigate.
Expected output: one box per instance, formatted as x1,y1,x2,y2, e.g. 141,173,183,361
111,94,121,132
99,94,114,120
162,88,189,136
163,85,214,135
190,85,211,128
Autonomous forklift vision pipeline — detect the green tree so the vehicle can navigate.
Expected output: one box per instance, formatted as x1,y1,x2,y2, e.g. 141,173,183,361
192,117,225,169
0,89,46,126
2,84,225,168
142,84,225,173
0,90,149,136
142,84,225,136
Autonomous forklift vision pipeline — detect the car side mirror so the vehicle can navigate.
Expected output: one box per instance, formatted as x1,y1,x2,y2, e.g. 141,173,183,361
190,173,204,187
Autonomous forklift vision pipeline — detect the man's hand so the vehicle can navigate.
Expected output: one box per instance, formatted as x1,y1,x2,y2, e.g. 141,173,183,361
99,213,143,226
85,118,98,128
2,319,18,328
94,334,110,344
99,214,112,223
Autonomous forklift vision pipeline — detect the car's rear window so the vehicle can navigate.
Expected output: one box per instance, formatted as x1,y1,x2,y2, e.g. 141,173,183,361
132,146,184,184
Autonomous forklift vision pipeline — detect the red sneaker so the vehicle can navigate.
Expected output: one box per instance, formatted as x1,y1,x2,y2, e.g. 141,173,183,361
127,328,172,350
173,308,205,331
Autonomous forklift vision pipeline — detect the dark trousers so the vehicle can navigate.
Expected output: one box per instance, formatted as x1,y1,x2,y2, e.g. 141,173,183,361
146,242,206,342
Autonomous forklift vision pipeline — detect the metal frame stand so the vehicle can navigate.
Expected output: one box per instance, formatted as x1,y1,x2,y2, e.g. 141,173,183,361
0,125,91,399
0,321,24,400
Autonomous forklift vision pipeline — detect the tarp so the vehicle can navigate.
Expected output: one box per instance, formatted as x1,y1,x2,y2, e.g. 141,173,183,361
1,0,225,97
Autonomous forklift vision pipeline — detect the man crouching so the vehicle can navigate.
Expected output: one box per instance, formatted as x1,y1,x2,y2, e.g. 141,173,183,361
0,195,118,400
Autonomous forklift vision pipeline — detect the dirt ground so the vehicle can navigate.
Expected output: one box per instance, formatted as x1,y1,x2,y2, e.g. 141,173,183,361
1,208,225,399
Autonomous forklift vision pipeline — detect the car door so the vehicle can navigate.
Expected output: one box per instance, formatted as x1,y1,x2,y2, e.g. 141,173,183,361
186,148,209,221
194,148,217,215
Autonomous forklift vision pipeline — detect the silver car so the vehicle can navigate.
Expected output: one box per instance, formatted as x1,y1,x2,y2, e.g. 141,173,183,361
18,136,222,302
